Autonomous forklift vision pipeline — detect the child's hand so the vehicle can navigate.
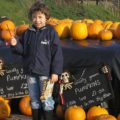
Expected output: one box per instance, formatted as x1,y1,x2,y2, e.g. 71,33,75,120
50,74,58,83
10,37,17,46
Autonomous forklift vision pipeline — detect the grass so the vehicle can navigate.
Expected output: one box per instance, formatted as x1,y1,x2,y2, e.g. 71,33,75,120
0,0,119,25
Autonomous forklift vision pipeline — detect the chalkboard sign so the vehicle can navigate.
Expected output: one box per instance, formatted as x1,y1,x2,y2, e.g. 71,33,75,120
62,65,114,109
0,63,29,99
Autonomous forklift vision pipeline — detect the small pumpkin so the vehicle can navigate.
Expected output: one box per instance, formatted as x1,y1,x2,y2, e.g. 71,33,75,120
99,29,113,41
87,106,109,120
0,97,11,119
0,20,16,31
65,105,86,120
1,30,15,42
94,114,117,120
16,24,29,36
19,96,32,116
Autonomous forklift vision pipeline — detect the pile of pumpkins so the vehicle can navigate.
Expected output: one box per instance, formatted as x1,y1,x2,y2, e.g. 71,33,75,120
0,19,29,44
55,103,120,120
1,95,120,120
1,18,120,43
48,18,120,41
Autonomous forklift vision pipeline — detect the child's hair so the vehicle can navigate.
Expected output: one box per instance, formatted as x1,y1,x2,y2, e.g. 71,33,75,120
28,1,50,20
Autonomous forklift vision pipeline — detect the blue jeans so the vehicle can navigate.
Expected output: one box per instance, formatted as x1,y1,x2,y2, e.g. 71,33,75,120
27,74,55,111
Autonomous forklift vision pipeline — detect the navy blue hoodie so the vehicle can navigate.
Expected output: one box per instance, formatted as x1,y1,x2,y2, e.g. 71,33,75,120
12,24,63,76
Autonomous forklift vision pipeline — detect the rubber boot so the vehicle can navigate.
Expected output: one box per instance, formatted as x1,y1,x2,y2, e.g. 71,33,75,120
43,110,54,120
32,109,42,120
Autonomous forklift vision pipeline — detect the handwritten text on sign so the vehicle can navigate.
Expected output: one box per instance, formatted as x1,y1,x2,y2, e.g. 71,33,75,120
63,66,114,109
0,64,29,99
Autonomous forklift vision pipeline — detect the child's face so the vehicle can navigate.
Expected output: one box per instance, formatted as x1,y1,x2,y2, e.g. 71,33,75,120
32,11,47,29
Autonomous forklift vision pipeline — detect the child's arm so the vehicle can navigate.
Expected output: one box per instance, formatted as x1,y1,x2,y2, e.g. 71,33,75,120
50,29,63,81
10,37,24,55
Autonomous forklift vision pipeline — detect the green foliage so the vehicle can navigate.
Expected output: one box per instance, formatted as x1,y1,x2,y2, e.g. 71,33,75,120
0,0,119,25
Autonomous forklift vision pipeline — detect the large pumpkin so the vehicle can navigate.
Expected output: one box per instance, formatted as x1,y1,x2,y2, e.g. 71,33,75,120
87,106,109,120
65,105,86,120
0,97,11,119
19,96,32,116
70,21,88,40
1,30,15,42
0,20,16,31
99,29,113,41
94,114,117,120
16,24,29,36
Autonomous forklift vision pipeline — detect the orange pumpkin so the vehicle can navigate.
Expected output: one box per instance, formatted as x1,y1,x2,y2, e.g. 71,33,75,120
16,24,29,36
54,23,70,39
0,20,16,31
94,114,117,120
19,96,32,116
70,21,88,40
88,23,103,39
65,105,86,120
99,29,113,41
1,30,15,42
0,97,11,119
56,104,64,118
87,106,109,120
117,114,120,120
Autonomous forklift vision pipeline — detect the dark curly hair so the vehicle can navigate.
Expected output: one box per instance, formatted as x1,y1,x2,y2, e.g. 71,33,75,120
28,1,50,20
